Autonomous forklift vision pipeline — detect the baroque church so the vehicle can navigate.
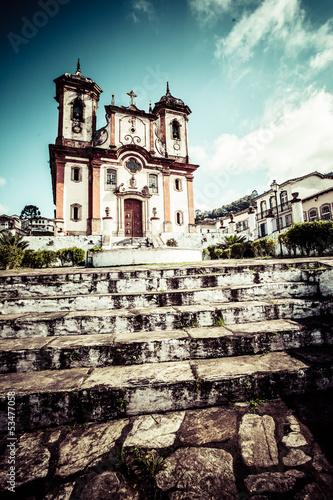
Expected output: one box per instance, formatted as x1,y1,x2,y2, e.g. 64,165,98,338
49,61,199,237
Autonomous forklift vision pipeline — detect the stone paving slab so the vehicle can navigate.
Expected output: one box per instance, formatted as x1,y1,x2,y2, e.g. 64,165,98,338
1,396,333,499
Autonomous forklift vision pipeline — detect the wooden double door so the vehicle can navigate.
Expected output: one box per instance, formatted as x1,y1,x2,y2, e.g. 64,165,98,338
124,199,143,237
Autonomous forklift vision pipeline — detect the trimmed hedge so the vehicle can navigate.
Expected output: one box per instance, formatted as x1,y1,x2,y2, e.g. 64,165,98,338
278,221,333,256
23,250,57,268
251,238,276,257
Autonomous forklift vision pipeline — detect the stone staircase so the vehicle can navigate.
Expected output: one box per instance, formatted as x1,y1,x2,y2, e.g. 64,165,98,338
0,257,333,432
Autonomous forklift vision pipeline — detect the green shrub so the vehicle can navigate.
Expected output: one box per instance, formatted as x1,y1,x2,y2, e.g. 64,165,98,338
56,247,85,266
279,221,333,256
230,242,246,259
56,249,72,266
69,247,85,266
22,250,57,268
166,238,178,247
252,238,276,257
0,245,24,269
89,246,103,253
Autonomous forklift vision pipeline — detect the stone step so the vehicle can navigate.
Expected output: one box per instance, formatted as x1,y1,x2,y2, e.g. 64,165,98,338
1,346,333,431
0,298,329,339
0,282,319,315
0,259,327,298
1,317,332,373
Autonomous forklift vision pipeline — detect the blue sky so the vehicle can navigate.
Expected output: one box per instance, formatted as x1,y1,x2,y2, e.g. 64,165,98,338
1,0,333,217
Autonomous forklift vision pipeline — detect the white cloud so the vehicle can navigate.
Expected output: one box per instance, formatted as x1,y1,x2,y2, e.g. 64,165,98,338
0,203,9,214
215,0,333,76
188,0,259,23
0,177,6,186
215,0,302,62
131,0,156,23
192,89,333,188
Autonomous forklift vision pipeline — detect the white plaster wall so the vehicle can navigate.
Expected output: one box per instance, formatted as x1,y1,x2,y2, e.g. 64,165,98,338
65,161,89,233
63,90,94,143
22,235,101,252
115,113,150,151
92,247,202,267
293,177,333,199
169,174,189,233
165,111,188,159
302,191,333,220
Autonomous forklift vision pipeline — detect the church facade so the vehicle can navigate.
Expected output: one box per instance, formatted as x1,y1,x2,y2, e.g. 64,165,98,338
49,62,199,237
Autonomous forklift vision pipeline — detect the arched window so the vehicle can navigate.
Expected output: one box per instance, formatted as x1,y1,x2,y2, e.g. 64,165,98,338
172,120,180,139
72,98,83,122
308,208,318,221
149,174,158,193
269,196,276,208
176,211,184,225
174,178,182,191
71,166,82,182
321,204,331,220
260,200,267,217
71,204,82,222
280,191,288,207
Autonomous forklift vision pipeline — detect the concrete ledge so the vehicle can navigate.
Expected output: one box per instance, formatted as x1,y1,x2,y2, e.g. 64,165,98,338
92,247,202,267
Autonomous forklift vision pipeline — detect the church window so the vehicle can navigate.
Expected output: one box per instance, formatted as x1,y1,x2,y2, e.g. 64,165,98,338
321,204,331,220
174,178,182,191
72,98,83,122
106,168,117,189
149,174,158,194
71,204,82,222
172,120,180,139
71,166,82,182
175,211,184,226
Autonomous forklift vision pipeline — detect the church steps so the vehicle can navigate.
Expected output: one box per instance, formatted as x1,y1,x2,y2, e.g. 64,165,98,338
0,260,326,298
1,346,333,431
0,298,329,339
0,281,319,314
0,318,332,374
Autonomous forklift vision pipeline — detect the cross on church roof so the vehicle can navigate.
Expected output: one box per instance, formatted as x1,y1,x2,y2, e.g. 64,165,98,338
127,90,137,106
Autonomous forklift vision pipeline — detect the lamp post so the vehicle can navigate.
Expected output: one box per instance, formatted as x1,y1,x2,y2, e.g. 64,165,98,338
270,179,282,256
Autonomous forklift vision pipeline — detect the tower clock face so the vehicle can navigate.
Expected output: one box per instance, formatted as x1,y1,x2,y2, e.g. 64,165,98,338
125,158,142,174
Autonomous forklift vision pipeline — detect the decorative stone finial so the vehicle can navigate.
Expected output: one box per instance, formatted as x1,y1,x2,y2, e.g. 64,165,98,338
149,100,152,113
166,82,170,95
111,93,115,106
76,58,81,74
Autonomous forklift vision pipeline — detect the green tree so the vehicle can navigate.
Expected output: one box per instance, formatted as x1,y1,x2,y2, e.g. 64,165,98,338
20,205,41,219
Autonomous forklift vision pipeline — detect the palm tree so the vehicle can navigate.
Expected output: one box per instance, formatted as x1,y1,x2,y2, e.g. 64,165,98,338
223,235,247,246
0,231,29,250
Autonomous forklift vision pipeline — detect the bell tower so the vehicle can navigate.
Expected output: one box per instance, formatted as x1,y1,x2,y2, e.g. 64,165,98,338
153,83,191,161
54,59,103,147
